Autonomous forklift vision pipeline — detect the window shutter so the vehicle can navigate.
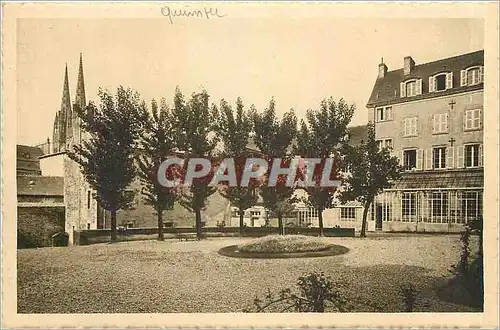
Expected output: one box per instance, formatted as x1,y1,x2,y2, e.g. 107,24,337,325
400,82,406,97
463,111,468,131
429,76,435,92
416,79,422,95
479,144,483,167
431,114,436,133
447,146,454,169
386,107,392,121
446,72,453,89
460,70,467,86
400,150,404,167
478,109,482,128
443,113,448,132
426,149,433,170
479,66,484,83
457,146,465,168
414,117,418,136
403,119,407,136
417,149,423,170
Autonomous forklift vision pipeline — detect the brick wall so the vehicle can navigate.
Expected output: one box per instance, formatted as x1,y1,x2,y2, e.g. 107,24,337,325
17,206,65,248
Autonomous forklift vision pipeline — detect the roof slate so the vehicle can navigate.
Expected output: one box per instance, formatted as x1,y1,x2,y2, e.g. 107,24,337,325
16,145,44,174
367,50,484,108
17,176,64,196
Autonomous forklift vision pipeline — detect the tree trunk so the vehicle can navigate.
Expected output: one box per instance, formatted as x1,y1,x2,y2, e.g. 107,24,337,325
277,212,283,235
157,209,164,241
318,207,324,237
239,208,245,236
111,210,117,242
195,208,202,240
360,201,371,238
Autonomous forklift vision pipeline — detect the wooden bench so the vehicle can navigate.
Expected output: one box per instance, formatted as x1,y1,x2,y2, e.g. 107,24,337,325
176,233,199,241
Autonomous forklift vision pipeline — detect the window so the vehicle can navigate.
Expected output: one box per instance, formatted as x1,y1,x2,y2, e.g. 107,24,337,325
403,117,418,137
400,79,422,97
435,74,446,91
376,139,393,151
403,149,417,170
432,113,448,134
465,144,480,168
340,208,356,220
461,66,484,86
376,106,393,122
433,147,447,169
464,108,481,130
430,192,448,223
402,192,417,221
429,72,453,92
462,191,483,223
87,190,91,209
406,81,416,97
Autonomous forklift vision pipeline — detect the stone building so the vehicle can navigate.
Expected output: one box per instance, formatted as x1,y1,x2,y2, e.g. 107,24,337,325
16,146,65,248
38,54,101,244
366,50,484,231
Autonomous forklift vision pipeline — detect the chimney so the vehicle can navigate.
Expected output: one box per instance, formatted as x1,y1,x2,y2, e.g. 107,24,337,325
378,57,388,79
404,56,415,75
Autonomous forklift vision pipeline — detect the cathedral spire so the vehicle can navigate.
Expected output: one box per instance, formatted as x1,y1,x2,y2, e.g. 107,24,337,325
61,63,72,115
61,63,72,147
75,53,86,110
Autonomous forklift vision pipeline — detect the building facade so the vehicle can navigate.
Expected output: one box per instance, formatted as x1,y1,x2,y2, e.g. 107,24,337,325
366,50,484,232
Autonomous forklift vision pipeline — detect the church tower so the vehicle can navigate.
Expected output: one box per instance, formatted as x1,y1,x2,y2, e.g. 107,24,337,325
71,53,87,146
52,64,72,153
64,53,99,244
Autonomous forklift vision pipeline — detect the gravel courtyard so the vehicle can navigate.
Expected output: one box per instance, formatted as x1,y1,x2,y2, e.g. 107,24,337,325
17,234,480,313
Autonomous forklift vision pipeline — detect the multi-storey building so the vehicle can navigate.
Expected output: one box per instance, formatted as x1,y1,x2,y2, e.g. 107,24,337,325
367,50,484,232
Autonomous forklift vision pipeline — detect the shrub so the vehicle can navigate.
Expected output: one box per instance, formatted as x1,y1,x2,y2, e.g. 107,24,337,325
246,272,349,312
449,218,484,308
238,235,330,253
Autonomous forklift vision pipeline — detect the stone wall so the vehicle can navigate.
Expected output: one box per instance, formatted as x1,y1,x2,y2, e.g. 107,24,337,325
74,226,356,245
17,206,65,248
64,155,98,244
372,89,483,168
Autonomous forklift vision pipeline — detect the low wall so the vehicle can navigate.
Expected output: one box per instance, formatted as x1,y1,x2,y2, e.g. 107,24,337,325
74,226,356,245
17,206,65,248
382,221,466,233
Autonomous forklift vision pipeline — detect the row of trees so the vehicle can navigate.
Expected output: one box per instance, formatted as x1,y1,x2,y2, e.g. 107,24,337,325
69,86,402,241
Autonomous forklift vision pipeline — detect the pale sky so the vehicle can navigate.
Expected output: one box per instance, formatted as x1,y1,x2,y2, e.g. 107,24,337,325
16,17,484,146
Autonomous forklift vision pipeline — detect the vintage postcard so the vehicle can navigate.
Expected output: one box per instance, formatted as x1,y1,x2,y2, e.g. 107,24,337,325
2,1,499,329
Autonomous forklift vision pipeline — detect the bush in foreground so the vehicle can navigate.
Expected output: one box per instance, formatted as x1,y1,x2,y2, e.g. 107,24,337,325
238,235,330,253
245,272,349,312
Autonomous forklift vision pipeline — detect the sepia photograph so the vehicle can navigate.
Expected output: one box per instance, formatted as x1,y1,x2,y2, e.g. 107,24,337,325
2,2,499,329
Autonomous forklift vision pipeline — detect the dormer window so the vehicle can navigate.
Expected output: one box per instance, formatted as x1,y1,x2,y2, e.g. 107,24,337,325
461,66,484,86
429,72,453,92
400,79,422,98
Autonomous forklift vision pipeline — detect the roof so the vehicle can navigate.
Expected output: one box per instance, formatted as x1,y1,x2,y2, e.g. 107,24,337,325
367,50,484,108
346,125,367,146
386,169,483,190
17,145,44,174
17,176,64,196
337,201,363,208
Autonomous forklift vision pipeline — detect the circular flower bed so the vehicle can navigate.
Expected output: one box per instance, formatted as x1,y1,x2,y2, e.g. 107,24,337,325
218,235,349,259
